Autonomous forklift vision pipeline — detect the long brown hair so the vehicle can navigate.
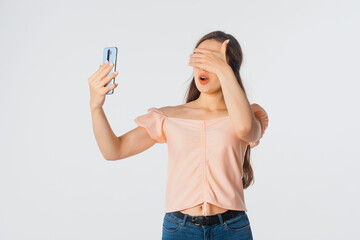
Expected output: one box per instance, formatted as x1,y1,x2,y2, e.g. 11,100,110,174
184,30,254,189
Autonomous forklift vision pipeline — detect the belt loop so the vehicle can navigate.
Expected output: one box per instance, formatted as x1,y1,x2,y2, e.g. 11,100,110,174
182,214,188,226
217,213,224,225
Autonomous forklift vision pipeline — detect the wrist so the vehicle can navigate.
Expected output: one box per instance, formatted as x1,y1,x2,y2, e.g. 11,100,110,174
90,106,103,113
217,65,232,79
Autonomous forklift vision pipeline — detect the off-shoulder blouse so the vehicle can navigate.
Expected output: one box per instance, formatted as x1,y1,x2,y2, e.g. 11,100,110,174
134,103,269,216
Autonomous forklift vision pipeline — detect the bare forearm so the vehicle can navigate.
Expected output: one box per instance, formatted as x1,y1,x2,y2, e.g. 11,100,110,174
91,107,120,160
217,67,256,135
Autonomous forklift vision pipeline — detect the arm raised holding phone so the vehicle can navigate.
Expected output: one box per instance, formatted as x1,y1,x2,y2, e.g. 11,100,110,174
88,60,158,161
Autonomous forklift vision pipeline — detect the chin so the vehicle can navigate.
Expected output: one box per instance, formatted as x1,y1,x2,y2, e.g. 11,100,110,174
196,85,213,93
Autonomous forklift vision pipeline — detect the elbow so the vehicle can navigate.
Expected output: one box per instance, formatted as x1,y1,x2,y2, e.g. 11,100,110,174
104,155,114,161
235,126,252,140
105,155,123,161
236,120,259,142
103,140,123,161
236,116,263,142
103,153,120,161
237,126,262,144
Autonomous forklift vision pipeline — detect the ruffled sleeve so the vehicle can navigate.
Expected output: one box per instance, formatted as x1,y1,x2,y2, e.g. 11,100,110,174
249,103,269,148
134,107,167,144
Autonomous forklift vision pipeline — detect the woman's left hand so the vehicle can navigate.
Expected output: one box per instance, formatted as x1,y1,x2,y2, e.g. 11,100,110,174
188,39,230,76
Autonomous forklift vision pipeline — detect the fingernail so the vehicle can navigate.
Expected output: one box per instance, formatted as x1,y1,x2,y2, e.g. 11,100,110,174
105,60,109,64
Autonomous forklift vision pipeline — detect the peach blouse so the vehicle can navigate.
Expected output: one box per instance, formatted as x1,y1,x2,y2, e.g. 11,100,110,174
134,103,269,216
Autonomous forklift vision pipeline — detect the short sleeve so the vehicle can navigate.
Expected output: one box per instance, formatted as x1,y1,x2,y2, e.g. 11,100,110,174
134,107,167,144
249,103,269,148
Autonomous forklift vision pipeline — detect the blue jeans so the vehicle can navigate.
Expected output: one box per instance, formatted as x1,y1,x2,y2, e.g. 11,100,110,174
162,210,253,240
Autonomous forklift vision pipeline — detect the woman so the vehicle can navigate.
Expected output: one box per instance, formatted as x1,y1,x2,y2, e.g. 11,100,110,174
88,31,269,240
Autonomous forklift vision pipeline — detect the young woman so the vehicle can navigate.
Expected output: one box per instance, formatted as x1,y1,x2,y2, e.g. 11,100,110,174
88,31,269,240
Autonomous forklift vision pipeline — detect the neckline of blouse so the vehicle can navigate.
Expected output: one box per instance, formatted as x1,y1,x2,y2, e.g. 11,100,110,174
150,107,231,122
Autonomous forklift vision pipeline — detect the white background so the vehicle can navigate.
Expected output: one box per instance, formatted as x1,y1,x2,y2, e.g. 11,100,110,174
1,0,359,239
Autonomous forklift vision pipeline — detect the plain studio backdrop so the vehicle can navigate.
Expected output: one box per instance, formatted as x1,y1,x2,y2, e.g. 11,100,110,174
1,0,359,239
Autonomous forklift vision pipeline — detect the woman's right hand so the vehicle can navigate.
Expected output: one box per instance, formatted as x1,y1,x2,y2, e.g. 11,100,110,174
88,60,119,110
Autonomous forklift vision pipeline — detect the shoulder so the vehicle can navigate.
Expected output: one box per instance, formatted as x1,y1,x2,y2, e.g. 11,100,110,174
158,103,192,118
157,106,172,116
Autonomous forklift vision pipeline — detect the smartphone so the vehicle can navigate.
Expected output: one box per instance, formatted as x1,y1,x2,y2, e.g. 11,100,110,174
102,47,118,95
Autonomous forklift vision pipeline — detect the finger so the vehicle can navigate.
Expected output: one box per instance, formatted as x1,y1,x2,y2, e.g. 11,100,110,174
97,63,115,82
189,53,207,66
97,71,118,88
101,82,118,95
88,64,105,82
189,63,201,71
193,48,213,54
89,61,111,82
189,57,205,64
220,39,229,55
190,53,205,59
189,61,204,69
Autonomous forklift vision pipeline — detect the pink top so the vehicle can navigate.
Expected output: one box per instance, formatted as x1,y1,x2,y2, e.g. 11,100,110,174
134,103,269,216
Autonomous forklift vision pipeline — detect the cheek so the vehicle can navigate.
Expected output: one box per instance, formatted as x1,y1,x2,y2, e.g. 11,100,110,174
211,80,223,92
213,81,222,90
210,77,220,86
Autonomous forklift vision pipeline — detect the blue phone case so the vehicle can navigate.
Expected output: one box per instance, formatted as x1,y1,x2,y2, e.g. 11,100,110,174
102,47,118,95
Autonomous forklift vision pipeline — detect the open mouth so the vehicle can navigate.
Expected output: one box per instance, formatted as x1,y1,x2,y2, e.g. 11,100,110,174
199,74,209,81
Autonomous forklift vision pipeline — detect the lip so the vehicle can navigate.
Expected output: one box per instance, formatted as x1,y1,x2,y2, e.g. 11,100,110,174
199,74,209,85
199,79,209,85
198,74,210,85
198,73,209,81
198,73,209,85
